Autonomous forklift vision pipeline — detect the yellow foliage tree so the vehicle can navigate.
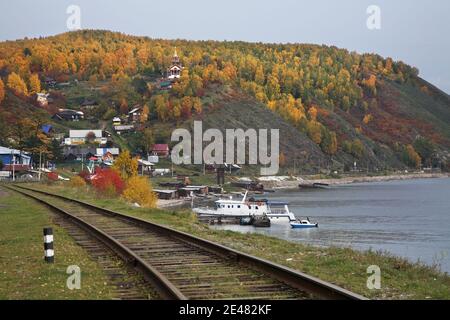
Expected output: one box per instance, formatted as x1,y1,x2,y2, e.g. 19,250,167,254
7,72,28,96
404,145,421,168
308,106,318,121
306,120,322,144
70,175,86,188
192,97,202,114
255,64,265,85
112,150,138,180
140,104,149,123
122,176,157,208
29,73,41,94
363,114,373,124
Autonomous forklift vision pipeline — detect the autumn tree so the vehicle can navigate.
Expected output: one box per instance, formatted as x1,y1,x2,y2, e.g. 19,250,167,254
140,104,149,123
119,98,128,115
112,150,138,180
413,136,435,166
362,74,377,96
351,139,364,158
181,96,192,119
320,130,338,155
153,94,168,121
402,145,421,168
255,64,265,85
122,176,157,208
306,120,322,144
7,72,28,96
29,73,41,94
307,106,318,121
192,97,202,114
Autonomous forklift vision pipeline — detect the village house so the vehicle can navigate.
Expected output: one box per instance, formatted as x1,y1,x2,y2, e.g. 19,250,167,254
80,99,99,110
96,147,119,157
178,185,209,197
112,117,121,126
64,130,107,146
151,144,170,157
44,77,56,88
153,189,179,200
137,159,155,175
35,93,50,107
96,148,120,163
0,146,32,179
113,124,135,134
41,124,53,135
52,109,84,121
148,155,159,163
128,106,142,123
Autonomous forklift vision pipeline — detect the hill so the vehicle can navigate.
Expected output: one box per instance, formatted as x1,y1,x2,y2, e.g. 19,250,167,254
0,30,449,172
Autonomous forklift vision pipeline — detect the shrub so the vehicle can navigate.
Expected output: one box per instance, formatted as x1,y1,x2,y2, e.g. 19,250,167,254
47,172,58,181
91,168,124,196
122,176,157,208
70,175,86,188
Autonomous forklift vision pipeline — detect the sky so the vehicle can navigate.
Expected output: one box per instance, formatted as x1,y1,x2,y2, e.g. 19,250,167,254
1,0,449,93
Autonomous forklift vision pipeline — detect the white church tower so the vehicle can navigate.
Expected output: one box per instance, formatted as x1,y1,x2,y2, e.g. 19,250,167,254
167,48,183,80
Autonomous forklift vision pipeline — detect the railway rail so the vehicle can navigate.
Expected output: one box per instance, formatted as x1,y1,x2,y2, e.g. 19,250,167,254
5,184,367,300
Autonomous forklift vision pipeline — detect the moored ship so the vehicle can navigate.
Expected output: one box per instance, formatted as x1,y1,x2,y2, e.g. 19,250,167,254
193,191,297,223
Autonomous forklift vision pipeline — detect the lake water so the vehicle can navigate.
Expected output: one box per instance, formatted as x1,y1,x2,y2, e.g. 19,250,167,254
211,178,450,273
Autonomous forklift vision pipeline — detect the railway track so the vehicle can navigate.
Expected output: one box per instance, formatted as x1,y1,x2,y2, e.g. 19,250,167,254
5,184,367,300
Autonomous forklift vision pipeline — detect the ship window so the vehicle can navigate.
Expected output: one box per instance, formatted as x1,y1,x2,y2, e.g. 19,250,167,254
237,205,240,208
228,205,230,208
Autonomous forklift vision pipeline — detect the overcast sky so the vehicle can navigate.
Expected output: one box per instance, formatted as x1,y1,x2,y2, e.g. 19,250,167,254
1,0,449,93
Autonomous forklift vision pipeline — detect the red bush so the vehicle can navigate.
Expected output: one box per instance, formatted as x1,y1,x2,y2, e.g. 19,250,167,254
47,172,58,181
91,168,124,196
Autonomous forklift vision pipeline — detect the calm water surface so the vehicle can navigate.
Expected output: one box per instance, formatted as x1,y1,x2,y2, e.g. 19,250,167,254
211,178,450,273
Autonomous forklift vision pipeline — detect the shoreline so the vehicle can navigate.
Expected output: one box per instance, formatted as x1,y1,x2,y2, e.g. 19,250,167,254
260,172,449,190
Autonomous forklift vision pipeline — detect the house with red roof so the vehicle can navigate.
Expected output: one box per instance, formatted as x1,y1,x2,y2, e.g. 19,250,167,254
151,144,170,157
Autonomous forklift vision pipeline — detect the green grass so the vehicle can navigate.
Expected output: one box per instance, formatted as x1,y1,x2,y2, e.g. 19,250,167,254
0,187,113,299
23,182,450,300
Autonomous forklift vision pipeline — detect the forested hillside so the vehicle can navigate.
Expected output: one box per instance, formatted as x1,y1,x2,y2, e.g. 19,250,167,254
0,30,448,171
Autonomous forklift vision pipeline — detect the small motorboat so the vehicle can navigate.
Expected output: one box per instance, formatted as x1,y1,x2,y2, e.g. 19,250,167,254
290,218,318,229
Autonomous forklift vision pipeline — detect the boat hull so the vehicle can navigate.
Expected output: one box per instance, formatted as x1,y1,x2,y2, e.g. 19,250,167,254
290,223,318,229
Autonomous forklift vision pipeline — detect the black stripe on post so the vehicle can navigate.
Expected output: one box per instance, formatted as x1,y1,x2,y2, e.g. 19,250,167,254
43,227,54,263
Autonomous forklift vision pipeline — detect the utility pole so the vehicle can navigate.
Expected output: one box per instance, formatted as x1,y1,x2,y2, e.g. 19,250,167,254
38,150,42,181
11,151,15,182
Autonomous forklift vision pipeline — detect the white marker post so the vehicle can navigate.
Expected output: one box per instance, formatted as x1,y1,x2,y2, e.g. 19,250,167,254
43,227,54,263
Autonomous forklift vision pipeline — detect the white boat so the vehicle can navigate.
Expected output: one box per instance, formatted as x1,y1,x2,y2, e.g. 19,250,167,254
290,218,318,229
192,191,296,223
